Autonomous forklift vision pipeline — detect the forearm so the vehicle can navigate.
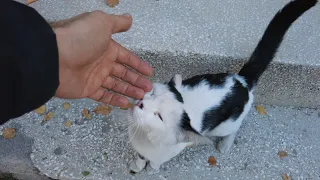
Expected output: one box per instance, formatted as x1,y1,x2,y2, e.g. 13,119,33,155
0,0,59,124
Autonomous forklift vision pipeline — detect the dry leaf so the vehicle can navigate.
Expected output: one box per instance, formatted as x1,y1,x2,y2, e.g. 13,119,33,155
278,151,288,158
65,121,72,127
63,102,70,110
44,112,54,121
281,174,290,180
82,171,90,176
93,105,112,116
34,105,46,114
106,0,119,7
208,156,217,166
26,0,37,5
120,103,134,110
2,128,16,139
256,105,267,115
82,108,91,119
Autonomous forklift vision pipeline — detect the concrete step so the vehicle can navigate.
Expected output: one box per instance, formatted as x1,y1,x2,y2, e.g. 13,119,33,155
3,0,320,180
15,0,320,108
1,98,320,180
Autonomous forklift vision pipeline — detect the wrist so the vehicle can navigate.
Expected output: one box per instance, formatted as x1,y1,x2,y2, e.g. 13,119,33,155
53,27,71,98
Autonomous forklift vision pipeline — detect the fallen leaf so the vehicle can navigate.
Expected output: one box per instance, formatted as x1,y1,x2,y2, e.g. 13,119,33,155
278,151,288,158
281,174,290,180
120,102,134,110
256,105,267,115
93,105,112,116
44,112,54,121
26,0,37,5
2,128,16,139
81,171,90,176
34,105,46,114
208,156,217,166
82,109,91,119
65,121,72,127
106,0,119,7
63,102,70,110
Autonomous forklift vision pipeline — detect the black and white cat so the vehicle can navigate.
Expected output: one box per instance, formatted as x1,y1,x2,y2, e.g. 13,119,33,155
127,0,318,174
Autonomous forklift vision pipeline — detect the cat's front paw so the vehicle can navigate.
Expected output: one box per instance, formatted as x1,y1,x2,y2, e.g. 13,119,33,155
217,139,232,154
146,163,160,175
129,160,146,173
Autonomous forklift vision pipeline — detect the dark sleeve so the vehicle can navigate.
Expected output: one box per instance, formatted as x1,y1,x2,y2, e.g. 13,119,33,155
0,0,59,125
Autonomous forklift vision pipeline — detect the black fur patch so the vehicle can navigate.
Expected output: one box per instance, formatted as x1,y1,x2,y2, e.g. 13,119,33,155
182,73,228,88
238,0,317,89
201,79,249,132
167,78,184,103
180,111,200,135
138,153,145,160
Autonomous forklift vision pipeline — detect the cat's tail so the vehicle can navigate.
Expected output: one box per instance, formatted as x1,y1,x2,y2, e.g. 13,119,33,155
238,0,318,89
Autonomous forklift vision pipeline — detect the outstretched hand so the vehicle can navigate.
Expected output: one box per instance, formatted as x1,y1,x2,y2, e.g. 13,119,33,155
52,11,153,107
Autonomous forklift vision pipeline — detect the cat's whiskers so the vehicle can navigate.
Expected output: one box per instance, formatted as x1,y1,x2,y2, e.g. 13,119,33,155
117,121,138,139
127,124,140,144
117,118,137,137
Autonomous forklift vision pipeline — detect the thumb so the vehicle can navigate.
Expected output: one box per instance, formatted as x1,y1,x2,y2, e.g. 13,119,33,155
109,13,133,34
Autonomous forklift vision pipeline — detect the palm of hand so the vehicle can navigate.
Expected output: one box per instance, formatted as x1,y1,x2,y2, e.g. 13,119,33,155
53,11,153,107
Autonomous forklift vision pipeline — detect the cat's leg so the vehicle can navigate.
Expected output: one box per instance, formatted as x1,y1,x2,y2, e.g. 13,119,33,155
145,161,161,175
217,131,237,154
129,153,147,173
184,131,213,146
146,142,194,175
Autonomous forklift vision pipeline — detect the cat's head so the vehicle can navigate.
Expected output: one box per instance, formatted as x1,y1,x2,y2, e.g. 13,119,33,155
129,74,185,139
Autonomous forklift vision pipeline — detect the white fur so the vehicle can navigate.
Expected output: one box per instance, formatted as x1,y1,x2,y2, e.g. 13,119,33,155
177,76,235,133
127,74,254,173
203,90,254,137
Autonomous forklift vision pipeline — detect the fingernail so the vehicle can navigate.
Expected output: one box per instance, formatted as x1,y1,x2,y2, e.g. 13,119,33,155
122,13,131,17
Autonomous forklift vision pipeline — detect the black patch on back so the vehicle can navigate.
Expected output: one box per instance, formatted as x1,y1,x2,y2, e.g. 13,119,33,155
138,153,145,160
182,73,228,88
201,79,249,132
180,111,200,135
167,78,184,103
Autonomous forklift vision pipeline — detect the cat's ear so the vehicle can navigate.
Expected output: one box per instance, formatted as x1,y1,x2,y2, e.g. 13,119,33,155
173,74,182,87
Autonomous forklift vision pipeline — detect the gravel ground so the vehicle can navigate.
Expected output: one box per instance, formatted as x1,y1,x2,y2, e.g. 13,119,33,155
1,98,319,180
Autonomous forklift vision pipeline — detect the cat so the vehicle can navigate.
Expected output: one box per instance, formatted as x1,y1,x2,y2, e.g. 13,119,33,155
127,0,318,174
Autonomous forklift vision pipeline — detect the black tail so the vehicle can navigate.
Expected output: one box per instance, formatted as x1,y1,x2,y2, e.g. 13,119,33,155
238,0,317,89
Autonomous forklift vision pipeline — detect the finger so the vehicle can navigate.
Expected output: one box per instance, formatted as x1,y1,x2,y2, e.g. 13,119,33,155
111,63,152,92
89,88,129,107
108,13,133,34
102,76,145,99
112,40,153,76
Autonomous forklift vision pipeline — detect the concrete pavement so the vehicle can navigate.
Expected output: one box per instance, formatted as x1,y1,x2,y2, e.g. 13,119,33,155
1,98,320,180
1,0,320,179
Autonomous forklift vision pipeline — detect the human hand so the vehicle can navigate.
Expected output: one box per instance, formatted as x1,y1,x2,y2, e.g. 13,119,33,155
52,11,153,107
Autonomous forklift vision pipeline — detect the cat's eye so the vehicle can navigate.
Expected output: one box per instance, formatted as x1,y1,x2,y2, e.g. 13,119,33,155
154,112,163,121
